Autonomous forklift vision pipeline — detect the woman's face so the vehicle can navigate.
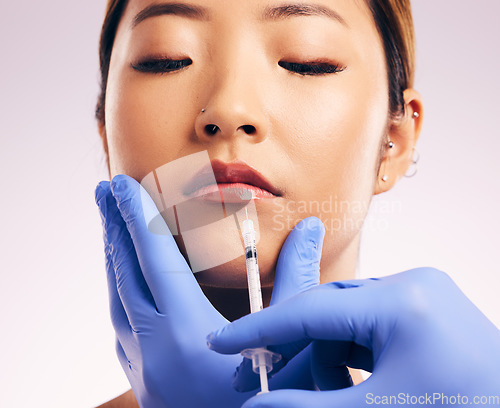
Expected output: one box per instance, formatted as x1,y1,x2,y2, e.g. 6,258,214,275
103,0,390,287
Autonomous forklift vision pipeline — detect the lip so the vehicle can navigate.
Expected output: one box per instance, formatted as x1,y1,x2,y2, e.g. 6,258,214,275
184,159,281,202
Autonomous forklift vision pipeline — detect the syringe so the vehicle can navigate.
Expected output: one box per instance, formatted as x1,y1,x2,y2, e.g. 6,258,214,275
240,208,281,394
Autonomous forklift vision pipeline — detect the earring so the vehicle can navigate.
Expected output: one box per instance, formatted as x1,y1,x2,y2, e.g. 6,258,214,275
412,111,419,119
404,146,420,178
381,139,393,182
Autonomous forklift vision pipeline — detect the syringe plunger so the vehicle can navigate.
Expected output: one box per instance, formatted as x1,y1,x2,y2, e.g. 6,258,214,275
241,347,282,394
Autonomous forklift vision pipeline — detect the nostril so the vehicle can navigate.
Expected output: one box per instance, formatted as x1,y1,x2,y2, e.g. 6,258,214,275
205,124,219,135
203,124,256,136
241,125,256,135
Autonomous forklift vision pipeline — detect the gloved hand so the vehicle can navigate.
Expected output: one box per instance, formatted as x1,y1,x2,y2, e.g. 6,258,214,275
207,268,500,407
95,174,326,408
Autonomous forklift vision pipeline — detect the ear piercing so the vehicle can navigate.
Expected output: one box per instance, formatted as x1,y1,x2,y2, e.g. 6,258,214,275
383,110,419,182
382,140,394,182
405,146,420,178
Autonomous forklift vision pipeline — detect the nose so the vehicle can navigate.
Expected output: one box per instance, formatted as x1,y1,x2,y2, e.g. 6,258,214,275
194,67,269,144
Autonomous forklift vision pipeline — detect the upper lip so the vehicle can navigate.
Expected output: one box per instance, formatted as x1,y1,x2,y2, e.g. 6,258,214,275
184,159,281,197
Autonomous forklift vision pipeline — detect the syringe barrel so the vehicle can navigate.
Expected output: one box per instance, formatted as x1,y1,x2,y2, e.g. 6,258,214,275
242,219,263,313
240,217,283,395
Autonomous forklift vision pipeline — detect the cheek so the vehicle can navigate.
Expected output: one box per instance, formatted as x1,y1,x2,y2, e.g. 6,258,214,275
273,66,388,262
105,67,198,180
281,72,387,198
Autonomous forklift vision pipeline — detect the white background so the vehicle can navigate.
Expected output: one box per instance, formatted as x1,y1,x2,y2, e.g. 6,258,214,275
1,1,499,407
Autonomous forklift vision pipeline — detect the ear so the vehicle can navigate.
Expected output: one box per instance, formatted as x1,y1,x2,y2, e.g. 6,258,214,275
374,89,423,195
98,120,111,178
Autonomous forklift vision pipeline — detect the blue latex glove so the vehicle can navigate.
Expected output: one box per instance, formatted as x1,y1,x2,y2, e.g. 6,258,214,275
95,174,326,408
207,268,500,407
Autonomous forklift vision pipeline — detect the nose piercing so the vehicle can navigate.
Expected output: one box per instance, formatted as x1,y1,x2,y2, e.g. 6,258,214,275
201,108,206,113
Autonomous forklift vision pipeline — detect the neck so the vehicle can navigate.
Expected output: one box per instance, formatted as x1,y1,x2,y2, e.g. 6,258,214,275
198,284,273,322
319,232,361,284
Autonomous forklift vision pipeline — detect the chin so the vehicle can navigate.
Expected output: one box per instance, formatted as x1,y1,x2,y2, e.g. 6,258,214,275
193,254,277,288
173,228,281,289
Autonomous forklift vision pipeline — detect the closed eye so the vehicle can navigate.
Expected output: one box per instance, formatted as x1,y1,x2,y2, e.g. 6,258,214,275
279,61,345,76
131,58,192,74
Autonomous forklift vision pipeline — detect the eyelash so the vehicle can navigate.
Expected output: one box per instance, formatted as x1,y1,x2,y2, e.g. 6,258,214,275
131,58,345,76
131,58,193,74
278,61,345,76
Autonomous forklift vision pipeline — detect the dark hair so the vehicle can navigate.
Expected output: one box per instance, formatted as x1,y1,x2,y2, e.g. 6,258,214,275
95,0,415,126
368,0,415,120
95,0,129,126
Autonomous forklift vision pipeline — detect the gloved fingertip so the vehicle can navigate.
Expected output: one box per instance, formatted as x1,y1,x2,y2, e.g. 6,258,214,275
206,335,214,350
304,217,326,247
205,331,224,351
110,174,133,200
296,216,324,232
293,217,325,250
205,327,225,345
306,216,325,232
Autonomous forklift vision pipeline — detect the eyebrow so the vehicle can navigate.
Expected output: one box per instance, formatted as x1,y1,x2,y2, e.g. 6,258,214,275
132,3,209,28
132,2,348,29
261,3,349,27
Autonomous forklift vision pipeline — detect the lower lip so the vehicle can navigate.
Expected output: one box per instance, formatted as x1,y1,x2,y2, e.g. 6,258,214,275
187,183,276,203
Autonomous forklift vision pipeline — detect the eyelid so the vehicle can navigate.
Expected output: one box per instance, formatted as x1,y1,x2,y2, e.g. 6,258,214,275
130,56,345,76
278,60,346,76
131,57,193,74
